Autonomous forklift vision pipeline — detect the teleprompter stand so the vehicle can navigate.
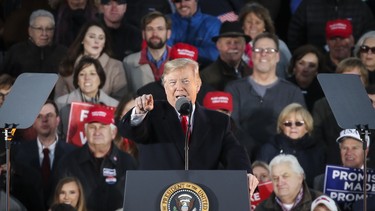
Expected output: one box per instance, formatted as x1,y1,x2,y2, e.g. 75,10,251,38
123,170,250,210
0,73,58,211
318,73,375,211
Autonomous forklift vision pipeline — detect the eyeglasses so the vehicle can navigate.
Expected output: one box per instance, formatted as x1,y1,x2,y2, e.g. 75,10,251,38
283,121,305,127
30,26,54,33
252,48,278,54
359,45,375,54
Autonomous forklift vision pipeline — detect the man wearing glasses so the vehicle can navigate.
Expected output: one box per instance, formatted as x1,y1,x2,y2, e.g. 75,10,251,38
13,100,75,210
225,32,305,162
1,9,67,81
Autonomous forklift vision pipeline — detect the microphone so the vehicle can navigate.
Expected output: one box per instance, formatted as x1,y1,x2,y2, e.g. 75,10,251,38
176,97,192,115
176,97,192,171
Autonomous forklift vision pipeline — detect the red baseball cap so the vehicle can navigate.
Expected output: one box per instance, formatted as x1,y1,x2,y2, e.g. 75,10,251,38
85,105,115,125
170,43,198,61
325,19,353,39
203,91,233,112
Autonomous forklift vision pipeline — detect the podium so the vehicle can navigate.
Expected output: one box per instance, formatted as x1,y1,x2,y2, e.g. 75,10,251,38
123,170,250,211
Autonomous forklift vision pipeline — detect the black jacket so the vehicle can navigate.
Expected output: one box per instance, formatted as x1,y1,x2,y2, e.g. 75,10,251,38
200,57,252,91
55,144,137,211
13,139,75,210
118,101,251,171
1,39,67,77
257,133,326,187
288,0,375,52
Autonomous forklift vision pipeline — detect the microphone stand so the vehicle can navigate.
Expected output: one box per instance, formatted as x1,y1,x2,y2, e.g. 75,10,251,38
176,97,193,171
2,123,18,211
356,124,370,211
184,104,193,171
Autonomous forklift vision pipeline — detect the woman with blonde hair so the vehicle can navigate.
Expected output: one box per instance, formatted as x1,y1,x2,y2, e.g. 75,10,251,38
354,30,375,85
257,103,325,187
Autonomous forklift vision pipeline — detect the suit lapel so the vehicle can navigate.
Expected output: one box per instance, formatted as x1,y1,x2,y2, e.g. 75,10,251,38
30,141,41,169
159,102,186,160
52,141,62,172
190,105,210,149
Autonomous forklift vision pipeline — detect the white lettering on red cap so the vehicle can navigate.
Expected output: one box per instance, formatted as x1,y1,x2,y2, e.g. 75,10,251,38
91,111,107,117
330,23,348,30
211,96,229,104
177,49,195,58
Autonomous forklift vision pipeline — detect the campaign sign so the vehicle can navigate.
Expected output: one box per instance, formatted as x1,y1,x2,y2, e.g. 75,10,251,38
324,165,375,210
251,181,273,210
66,102,94,147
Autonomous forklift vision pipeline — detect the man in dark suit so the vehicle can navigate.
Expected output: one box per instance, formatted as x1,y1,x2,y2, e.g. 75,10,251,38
117,58,258,193
13,100,75,210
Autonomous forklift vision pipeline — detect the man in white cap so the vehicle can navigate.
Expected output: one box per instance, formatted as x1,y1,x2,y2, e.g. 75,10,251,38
314,129,369,192
336,129,369,169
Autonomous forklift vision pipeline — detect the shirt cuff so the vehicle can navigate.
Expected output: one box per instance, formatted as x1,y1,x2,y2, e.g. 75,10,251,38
130,108,148,126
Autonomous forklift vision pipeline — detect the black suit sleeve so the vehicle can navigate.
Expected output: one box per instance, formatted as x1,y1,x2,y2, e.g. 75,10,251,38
116,108,153,144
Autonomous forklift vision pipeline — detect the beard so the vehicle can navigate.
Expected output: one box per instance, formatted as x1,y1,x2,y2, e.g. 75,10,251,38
146,37,166,49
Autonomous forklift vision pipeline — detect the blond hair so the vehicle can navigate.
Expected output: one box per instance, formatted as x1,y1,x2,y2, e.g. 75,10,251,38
277,103,313,135
161,58,201,87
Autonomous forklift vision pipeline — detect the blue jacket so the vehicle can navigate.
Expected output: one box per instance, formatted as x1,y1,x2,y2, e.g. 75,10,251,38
168,9,220,66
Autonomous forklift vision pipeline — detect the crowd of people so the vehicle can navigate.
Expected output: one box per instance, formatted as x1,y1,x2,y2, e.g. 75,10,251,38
1,0,375,210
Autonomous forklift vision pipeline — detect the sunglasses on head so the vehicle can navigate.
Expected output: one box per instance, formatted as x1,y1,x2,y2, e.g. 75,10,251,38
283,121,305,127
360,45,375,54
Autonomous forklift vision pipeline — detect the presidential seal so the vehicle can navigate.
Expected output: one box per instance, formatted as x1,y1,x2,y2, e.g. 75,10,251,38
160,182,209,211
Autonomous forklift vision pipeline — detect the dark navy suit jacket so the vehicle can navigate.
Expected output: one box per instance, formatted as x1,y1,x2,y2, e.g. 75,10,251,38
13,139,75,209
118,100,251,171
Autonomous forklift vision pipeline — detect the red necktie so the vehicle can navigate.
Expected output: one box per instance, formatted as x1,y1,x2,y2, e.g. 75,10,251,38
181,115,188,135
41,148,51,187
181,115,191,142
